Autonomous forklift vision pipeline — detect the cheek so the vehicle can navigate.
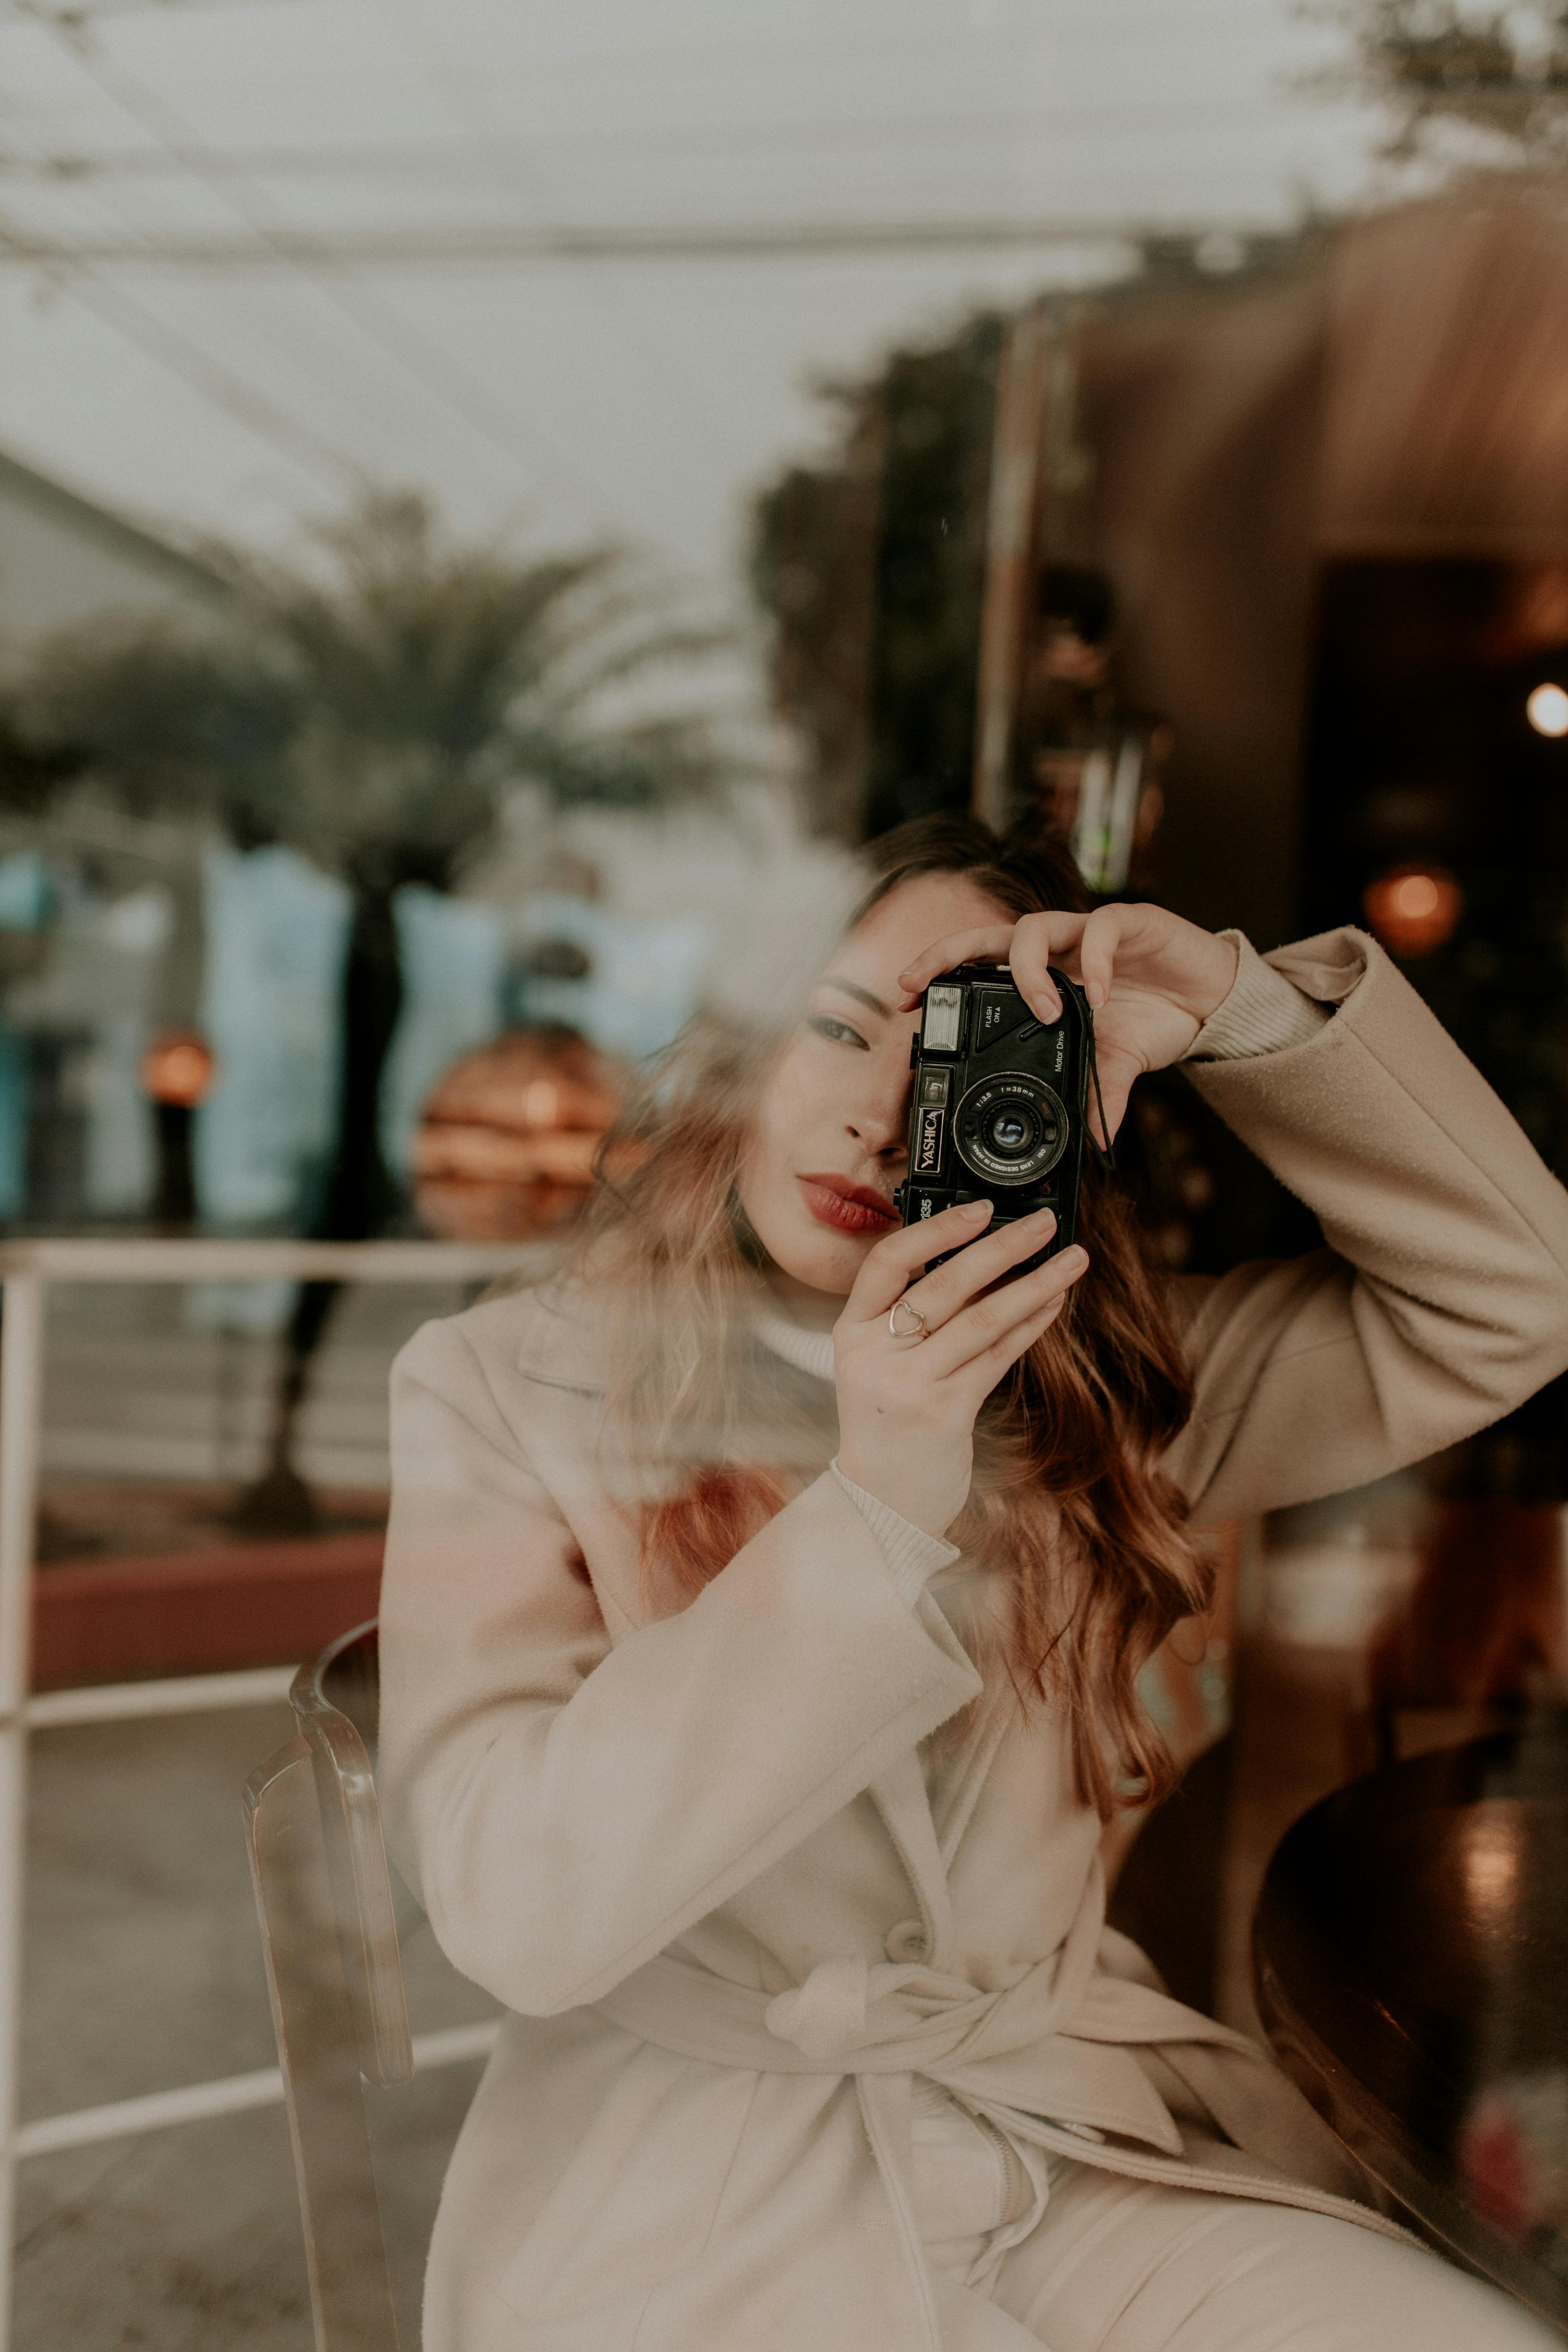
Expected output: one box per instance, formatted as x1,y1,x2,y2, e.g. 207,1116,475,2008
735,1050,880,1297
738,1049,830,1242
749,1047,818,1176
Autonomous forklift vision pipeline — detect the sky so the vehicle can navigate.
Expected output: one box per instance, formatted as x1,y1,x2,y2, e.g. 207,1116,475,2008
0,0,1395,608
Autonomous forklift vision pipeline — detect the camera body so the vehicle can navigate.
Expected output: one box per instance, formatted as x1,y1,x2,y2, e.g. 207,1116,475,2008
893,962,1095,1270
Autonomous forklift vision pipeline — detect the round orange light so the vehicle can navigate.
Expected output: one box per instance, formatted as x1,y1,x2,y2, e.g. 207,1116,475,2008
141,1030,215,1108
521,1080,562,1130
1392,874,1439,919
1362,866,1464,959
1527,683,1568,738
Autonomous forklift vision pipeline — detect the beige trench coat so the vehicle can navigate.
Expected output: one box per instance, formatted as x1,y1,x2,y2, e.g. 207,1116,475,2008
379,928,1568,2352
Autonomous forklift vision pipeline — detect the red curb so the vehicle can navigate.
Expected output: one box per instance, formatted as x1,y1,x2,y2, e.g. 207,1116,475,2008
31,1531,386,1689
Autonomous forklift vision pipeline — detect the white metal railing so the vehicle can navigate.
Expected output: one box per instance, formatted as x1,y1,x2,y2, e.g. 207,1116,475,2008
0,1235,550,2349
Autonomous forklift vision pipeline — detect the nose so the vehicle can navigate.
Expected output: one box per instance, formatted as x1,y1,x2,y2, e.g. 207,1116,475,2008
846,1114,905,1161
846,1043,913,1160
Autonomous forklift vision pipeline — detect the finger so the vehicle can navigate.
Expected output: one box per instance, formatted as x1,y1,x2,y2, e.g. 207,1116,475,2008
964,1291,1073,1398
894,925,1017,1009
1006,912,1089,1023
1086,1075,1125,1151
897,911,1095,1013
899,911,1095,1019
1086,1037,1143,1149
1074,903,1129,1012
923,1245,1089,1378
843,1197,993,1321
897,1204,1059,1330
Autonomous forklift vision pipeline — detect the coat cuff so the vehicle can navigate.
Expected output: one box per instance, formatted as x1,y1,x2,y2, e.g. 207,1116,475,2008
1182,930,1332,1063
830,1461,960,1605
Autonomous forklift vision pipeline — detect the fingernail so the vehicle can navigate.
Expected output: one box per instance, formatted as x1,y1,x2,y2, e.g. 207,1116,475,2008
960,1199,992,1221
1063,1246,1089,1271
1086,982,1104,1009
1025,1206,1058,1229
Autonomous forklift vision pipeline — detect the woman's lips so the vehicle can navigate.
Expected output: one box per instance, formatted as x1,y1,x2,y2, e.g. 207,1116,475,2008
796,1173,899,1236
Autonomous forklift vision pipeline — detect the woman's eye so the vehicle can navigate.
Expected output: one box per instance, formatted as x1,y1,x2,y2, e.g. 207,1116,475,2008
806,1015,869,1050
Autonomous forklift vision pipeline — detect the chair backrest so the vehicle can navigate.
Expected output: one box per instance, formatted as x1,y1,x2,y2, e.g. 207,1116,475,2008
244,1619,410,2352
1253,1713,1568,2337
292,1622,414,2086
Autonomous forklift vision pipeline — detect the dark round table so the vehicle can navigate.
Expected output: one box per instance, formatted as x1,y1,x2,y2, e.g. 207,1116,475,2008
1253,1707,1568,2337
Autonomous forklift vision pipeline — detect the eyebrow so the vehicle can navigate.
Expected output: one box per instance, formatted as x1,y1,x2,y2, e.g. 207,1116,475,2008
820,975,891,1018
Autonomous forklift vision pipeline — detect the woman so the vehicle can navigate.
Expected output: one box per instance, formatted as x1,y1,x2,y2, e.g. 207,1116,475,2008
380,815,1568,2352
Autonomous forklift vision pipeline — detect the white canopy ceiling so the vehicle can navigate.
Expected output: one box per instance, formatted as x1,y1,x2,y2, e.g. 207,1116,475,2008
0,0,1387,600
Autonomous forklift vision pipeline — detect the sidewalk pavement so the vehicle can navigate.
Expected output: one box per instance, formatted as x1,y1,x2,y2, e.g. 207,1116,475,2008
16,1699,495,2352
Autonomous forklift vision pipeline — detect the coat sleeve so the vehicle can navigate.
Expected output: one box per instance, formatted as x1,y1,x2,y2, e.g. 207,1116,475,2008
1162,926,1568,1525
375,1313,980,2018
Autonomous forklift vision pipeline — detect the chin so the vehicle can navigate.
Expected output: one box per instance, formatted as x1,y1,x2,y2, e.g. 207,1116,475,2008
767,1216,868,1298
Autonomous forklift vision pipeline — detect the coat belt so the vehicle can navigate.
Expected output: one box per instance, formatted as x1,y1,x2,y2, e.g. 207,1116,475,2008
593,1875,1271,2334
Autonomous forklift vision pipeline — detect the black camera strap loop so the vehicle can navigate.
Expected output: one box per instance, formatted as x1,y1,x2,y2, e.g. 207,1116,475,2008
1085,1016,1116,1177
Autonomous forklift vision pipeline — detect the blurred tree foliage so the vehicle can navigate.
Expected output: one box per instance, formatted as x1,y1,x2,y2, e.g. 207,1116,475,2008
749,254,1300,848
5,489,724,1175
0,489,727,1521
5,484,723,1227
9,489,724,879
751,315,1001,842
1311,1,1568,164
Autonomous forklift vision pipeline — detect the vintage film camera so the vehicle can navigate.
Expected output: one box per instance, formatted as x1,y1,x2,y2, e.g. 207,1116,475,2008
893,963,1107,1271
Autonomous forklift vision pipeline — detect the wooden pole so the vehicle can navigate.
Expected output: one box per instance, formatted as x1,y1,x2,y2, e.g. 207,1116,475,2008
971,308,1052,830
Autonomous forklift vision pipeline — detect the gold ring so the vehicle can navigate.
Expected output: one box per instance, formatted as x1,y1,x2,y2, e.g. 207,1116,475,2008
888,1298,929,1341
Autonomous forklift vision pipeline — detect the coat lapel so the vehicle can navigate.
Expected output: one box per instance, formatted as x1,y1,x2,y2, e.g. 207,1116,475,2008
867,1747,956,1965
519,1279,965,1953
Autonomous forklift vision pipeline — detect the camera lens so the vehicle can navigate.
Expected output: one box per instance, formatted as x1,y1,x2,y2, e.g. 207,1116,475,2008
986,1108,1034,1156
954,1073,1068,1186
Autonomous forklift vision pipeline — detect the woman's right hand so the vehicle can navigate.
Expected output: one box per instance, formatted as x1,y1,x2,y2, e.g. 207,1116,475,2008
833,1199,1089,1539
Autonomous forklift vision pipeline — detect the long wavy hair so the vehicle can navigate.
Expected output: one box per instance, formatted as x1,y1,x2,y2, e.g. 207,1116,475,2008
570,813,1208,1816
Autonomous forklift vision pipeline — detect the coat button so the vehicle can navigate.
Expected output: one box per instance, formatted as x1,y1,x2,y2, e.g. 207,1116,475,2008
884,1920,928,1963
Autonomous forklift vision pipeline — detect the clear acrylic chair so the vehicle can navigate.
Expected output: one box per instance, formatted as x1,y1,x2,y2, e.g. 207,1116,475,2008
244,1620,412,2352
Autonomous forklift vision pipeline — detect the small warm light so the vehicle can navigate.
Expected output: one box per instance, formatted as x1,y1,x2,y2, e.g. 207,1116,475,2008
1362,865,1464,959
1462,1815,1519,1925
1526,682,1568,737
1393,874,1439,919
141,1030,214,1109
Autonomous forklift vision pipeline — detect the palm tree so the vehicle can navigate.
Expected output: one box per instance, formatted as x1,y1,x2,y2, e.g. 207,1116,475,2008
10,488,729,1524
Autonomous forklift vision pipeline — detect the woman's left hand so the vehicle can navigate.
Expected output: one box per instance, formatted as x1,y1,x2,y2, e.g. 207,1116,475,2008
896,904,1239,1147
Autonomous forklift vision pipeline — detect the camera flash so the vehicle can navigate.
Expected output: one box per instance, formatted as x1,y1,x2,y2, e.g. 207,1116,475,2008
923,985,963,1053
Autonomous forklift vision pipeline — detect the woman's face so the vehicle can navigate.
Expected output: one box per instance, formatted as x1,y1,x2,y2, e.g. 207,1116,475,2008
737,871,1011,1305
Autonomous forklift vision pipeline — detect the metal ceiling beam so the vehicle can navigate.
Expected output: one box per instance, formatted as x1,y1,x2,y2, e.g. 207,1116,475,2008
0,0,303,18
0,216,1277,269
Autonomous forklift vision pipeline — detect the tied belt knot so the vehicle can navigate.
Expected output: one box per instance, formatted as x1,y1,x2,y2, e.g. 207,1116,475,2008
595,1877,1263,2325
763,1951,1011,2065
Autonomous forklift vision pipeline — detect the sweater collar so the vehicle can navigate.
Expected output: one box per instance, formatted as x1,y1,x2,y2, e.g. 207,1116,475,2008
753,1310,836,1384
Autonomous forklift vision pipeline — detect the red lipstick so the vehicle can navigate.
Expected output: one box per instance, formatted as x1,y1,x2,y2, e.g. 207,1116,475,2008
796,1173,898,1236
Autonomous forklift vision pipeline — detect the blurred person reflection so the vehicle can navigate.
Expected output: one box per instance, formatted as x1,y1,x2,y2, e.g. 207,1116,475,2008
378,814,1568,2352
1021,565,1171,899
